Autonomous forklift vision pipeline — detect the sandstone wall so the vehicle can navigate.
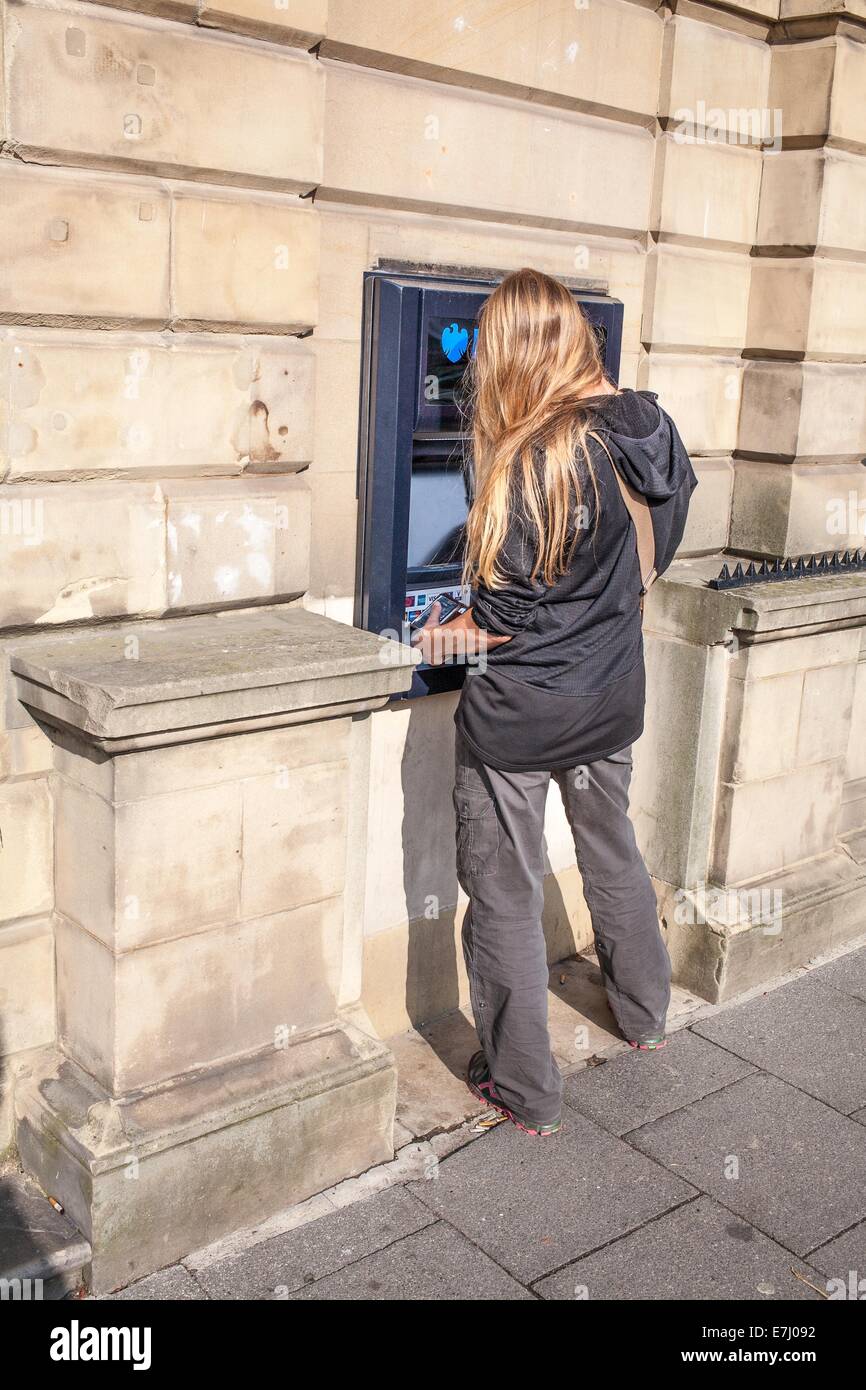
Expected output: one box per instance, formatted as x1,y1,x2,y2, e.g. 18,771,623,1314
2,0,865,1100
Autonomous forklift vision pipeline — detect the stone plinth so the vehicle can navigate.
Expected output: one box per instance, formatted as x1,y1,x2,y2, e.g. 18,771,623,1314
634,557,866,1002
9,606,416,1293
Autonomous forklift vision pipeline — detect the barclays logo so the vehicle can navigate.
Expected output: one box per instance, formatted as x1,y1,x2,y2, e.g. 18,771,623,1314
440,322,470,363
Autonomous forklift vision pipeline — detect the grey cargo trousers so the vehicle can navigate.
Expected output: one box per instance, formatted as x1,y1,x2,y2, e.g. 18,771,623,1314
454,730,671,1127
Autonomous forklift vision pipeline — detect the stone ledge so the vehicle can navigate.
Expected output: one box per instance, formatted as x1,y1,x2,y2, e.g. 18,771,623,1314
648,552,866,645
9,606,417,750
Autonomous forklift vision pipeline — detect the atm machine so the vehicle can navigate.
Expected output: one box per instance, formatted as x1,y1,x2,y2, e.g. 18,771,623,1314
354,270,624,697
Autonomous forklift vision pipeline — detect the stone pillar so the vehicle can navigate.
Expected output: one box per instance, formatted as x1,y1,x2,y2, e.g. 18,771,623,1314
9,606,415,1294
633,561,866,1001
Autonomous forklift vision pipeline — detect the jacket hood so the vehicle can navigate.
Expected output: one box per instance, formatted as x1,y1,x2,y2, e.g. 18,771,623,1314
593,390,695,501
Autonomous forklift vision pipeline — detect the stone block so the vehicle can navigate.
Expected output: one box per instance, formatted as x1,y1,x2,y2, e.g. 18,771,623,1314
769,35,866,148
745,258,812,357
247,340,315,468
55,897,344,1092
306,468,358,602
0,332,315,479
164,475,311,610
797,660,857,766
0,916,54,1055
3,333,240,481
319,62,655,235
661,14,771,140
0,725,52,778
729,459,866,557
310,337,361,472
171,195,320,331
0,481,166,629
5,1,324,189
640,353,743,454
16,1028,396,1294
0,779,53,921
746,256,866,359
55,717,351,803
0,165,169,326
240,761,348,919
712,759,844,885
757,149,866,256
324,0,664,120
653,135,761,249
678,458,734,554
738,360,866,463
643,246,752,351
846,662,866,782
722,668,805,782
54,773,243,953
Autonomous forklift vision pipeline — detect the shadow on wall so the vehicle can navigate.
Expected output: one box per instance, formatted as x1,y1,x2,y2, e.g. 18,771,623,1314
398,689,578,1078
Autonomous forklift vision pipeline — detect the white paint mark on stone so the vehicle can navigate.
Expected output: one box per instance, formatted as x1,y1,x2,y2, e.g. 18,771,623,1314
214,565,240,596
246,553,271,587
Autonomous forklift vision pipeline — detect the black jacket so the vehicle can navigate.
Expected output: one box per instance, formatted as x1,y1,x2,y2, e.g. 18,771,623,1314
470,389,697,697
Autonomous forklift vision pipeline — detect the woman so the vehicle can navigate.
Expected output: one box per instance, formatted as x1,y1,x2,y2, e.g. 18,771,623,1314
414,268,697,1137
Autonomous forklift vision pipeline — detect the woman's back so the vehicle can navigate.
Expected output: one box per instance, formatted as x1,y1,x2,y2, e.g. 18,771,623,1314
457,387,697,771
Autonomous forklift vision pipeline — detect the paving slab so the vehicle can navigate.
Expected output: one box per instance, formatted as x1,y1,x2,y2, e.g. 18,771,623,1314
811,946,866,1004
286,1221,533,1300
388,1008,484,1140
192,1187,435,1299
628,1073,866,1257
534,1196,825,1301
408,1107,695,1284
563,1030,756,1136
691,974,866,1114
107,1266,207,1300
805,1220,866,1287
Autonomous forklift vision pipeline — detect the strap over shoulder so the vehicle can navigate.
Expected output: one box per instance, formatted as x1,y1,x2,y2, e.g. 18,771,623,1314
588,430,657,607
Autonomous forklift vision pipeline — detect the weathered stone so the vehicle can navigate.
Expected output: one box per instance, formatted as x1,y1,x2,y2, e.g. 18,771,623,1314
640,353,743,455
758,149,866,255
165,475,310,610
0,915,54,1054
55,897,344,1091
0,779,53,921
0,331,315,481
730,459,866,556
678,458,735,554
0,165,169,326
769,35,866,147
643,246,752,350
746,257,866,359
653,135,762,249
738,360,866,463
661,14,771,141
5,2,324,189
0,481,166,629
172,195,320,332
324,0,664,121
318,63,655,235
16,1028,396,1295
10,606,417,747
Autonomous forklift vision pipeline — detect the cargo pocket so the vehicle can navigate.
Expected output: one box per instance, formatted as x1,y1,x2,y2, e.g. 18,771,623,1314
454,787,500,887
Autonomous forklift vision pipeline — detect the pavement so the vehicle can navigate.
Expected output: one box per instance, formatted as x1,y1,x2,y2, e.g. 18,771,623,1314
102,939,866,1301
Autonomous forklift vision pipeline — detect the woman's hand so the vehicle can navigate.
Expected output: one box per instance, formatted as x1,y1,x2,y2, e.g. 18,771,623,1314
410,602,512,666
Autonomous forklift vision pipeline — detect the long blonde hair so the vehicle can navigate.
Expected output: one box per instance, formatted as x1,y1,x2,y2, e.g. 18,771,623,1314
463,268,606,589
